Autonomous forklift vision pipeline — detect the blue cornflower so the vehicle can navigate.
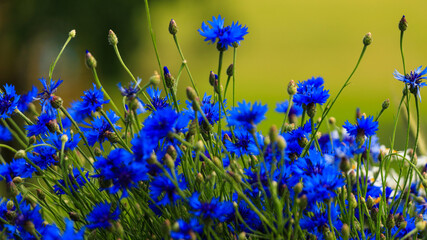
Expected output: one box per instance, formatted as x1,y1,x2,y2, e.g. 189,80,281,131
0,125,12,141
293,76,330,107
46,129,80,151
25,112,56,137
118,79,146,114
27,144,57,170
18,86,37,112
150,170,187,205
0,84,20,119
198,15,248,49
131,130,157,163
394,66,427,100
143,106,190,141
86,202,120,229
228,100,268,130
53,168,89,195
188,192,233,222
73,84,110,115
303,165,345,203
186,93,225,126
93,148,149,197
145,86,170,111
36,78,63,114
170,219,203,240
343,115,378,141
41,218,85,240
7,197,44,239
300,203,342,237
0,158,35,183
224,128,259,157
275,100,303,116
82,110,121,149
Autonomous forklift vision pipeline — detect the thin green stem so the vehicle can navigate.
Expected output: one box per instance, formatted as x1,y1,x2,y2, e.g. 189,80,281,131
173,35,199,96
90,67,122,119
49,34,73,80
232,47,237,107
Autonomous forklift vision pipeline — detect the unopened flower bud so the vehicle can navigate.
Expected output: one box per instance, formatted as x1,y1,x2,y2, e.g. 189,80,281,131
349,193,357,209
69,29,76,38
61,134,69,143
196,173,204,183
367,196,375,209
12,177,23,185
277,136,286,151
298,194,308,209
69,211,80,221
148,71,161,86
167,145,177,160
416,221,427,231
108,29,118,45
94,147,102,157
172,221,180,232
341,224,350,239
287,80,297,96
213,157,222,168
293,182,303,194
328,117,336,125
381,98,390,110
386,214,395,229
36,189,45,201
107,132,120,144
6,200,14,210
238,232,246,240
306,103,317,118
227,64,234,77
399,15,408,32
195,140,205,152
269,125,278,143
147,152,158,165
164,154,175,169
24,221,36,237
186,87,198,102
85,50,97,69
14,150,26,159
363,32,372,46
371,207,379,221
209,71,217,86
339,158,351,172
163,66,175,89
263,136,271,146
169,19,178,35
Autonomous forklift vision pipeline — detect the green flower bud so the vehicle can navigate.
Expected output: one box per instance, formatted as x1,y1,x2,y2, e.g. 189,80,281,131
108,29,118,45
14,150,26,159
85,50,97,69
12,177,23,185
269,125,278,143
287,80,297,96
363,32,372,46
61,134,69,143
6,200,14,210
298,194,308,210
195,140,205,152
416,221,426,231
167,145,177,160
328,117,336,125
238,232,246,240
107,132,120,144
164,67,175,89
69,29,76,38
399,15,408,32
341,224,350,239
196,173,204,183
382,98,390,110
349,193,357,209
339,158,351,172
227,64,234,77
147,72,160,87
216,42,226,52
164,153,175,169
386,214,395,229
370,207,379,222
186,87,198,102
169,19,178,35
69,211,80,221
367,196,375,210
94,147,102,157
293,182,303,194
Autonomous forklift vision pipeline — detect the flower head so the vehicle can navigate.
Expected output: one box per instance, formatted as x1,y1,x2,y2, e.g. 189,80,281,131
293,77,330,107
394,66,427,101
25,112,57,137
343,115,378,142
188,192,233,222
0,84,20,119
73,84,109,115
53,168,89,195
170,219,203,240
36,78,63,114
93,148,149,197
0,125,12,141
145,86,170,111
150,170,187,205
275,100,303,116
46,129,80,151
81,110,121,149
198,15,248,50
86,202,120,229
228,100,267,130
142,106,190,141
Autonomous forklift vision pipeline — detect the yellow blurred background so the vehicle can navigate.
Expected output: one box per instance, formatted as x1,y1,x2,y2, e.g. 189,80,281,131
1,0,427,152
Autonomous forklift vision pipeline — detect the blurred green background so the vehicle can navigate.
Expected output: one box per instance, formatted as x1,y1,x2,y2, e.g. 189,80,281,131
1,0,427,155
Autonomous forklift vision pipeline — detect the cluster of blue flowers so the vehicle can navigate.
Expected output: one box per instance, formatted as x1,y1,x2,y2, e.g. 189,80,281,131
0,13,426,240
